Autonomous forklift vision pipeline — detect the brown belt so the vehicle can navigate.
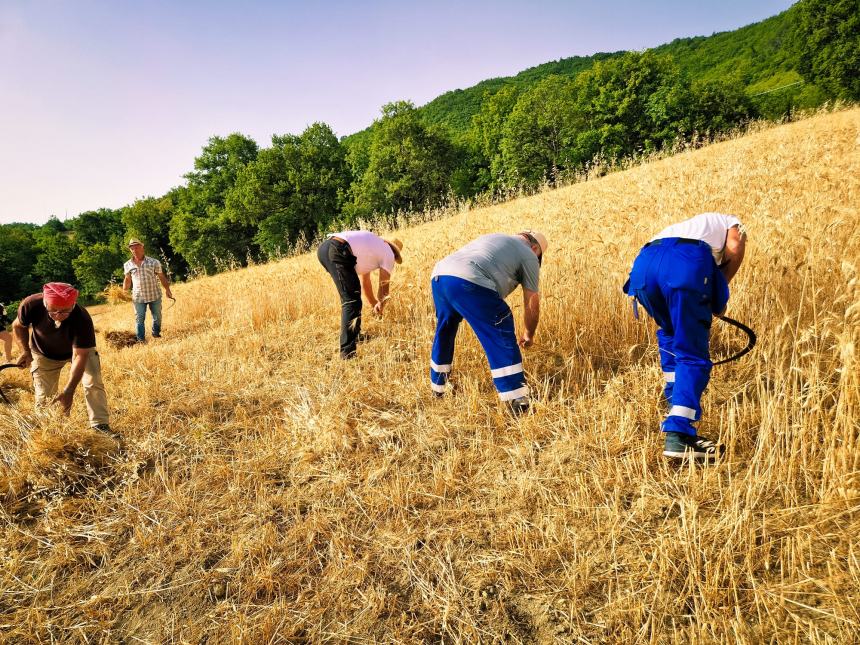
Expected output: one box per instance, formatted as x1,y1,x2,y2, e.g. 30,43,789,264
328,236,353,254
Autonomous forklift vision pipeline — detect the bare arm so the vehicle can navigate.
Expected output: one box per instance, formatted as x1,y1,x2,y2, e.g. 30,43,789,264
519,288,541,348
123,273,132,290
53,347,91,413
721,226,746,284
360,273,377,307
157,271,173,298
12,318,32,368
374,268,391,315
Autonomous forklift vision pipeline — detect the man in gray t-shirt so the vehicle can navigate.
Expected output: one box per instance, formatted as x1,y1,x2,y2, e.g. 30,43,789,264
430,231,548,414
431,233,541,298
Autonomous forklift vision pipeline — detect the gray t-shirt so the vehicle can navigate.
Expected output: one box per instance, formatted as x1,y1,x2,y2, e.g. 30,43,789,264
432,234,540,298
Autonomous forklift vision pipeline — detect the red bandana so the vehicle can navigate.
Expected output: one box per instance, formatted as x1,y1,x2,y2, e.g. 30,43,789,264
42,282,79,309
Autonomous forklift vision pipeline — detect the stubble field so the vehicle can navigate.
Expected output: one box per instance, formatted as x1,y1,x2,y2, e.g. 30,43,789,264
1,108,859,643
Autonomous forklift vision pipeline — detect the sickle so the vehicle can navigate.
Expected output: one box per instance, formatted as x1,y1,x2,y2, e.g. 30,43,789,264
0,363,19,405
713,315,757,365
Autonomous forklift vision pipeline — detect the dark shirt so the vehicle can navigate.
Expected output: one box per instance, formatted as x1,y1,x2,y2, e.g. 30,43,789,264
17,294,96,361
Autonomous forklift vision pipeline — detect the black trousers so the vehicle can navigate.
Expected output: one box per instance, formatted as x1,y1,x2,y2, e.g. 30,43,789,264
317,238,362,357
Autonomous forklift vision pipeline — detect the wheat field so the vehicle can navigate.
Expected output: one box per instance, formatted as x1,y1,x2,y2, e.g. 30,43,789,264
1,108,859,644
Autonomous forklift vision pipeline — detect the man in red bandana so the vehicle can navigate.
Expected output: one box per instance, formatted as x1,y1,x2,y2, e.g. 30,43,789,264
12,283,112,434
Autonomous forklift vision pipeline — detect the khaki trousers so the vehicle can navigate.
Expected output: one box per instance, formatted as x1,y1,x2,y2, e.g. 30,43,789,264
31,351,110,427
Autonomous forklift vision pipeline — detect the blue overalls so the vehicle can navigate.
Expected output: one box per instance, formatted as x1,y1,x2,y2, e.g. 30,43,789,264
430,276,528,401
624,238,730,436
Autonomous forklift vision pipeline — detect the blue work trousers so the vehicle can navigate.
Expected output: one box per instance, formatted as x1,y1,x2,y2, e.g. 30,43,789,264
134,299,162,341
430,275,528,401
625,238,729,436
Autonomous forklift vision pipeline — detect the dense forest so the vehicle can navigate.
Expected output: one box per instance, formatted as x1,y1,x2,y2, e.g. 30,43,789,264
1,0,856,311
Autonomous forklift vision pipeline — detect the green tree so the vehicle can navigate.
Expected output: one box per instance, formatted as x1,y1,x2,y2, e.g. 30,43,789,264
72,241,126,296
169,133,260,273
685,79,754,135
69,209,124,247
32,218,78,286
469,85,522,190
184,133,260,208
500,76,581,185
792,0,860,100
225,123,352,257
0,224,39,303
350,101,458,217
571,52,684,159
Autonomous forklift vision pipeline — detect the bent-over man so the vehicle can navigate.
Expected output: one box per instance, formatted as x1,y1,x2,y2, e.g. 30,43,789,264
13,283,111,433
123,238,173,342
624,212,746,460
317,231,403,358
430,230,547,414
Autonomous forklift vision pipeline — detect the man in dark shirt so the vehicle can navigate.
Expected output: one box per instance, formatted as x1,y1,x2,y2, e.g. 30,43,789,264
12,283,111,433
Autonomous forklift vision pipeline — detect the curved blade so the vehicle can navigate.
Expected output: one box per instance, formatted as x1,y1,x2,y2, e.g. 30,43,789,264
713,315,757,365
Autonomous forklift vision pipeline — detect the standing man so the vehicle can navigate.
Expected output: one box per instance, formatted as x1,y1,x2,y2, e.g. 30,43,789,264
317,231,403,358
123,238,173,343
430,230,547,414
12,283,111,433
624,212,746,460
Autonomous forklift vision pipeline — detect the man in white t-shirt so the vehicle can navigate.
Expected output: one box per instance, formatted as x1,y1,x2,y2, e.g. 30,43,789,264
624,212,746,460
317,231,404,358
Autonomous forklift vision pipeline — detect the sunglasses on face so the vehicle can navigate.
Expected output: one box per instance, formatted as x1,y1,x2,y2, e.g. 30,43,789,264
47,308,74,318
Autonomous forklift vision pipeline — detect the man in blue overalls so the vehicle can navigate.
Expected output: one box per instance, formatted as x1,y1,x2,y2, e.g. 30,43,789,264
430,231,547,414
624,213,746,460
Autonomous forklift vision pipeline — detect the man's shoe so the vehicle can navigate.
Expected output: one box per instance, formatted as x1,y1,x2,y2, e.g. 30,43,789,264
506,396,531,416
93,424,123,444
152,333,161,338
663,432,724,461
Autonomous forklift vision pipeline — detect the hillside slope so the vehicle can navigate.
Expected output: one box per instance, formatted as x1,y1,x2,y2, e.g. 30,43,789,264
1,109,859,643
357,5,815,140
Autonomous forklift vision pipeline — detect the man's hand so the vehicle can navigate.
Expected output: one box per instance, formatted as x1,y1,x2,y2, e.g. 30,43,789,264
16,350,32,369
373,301,385,317
52,389,74,414
521,288,540,349
720,226,746,283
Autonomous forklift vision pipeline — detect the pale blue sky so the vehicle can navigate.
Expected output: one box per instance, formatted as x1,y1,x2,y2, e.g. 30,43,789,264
0,0,795,224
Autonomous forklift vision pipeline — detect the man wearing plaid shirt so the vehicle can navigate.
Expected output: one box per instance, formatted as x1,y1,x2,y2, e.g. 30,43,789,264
123,239,173,342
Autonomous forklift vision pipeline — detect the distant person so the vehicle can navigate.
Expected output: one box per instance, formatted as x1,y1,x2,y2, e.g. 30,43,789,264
123,238,173,343
12,283,112,434
623,212,746,460
430,231,547,415
317,231,403,358
1,302,13,362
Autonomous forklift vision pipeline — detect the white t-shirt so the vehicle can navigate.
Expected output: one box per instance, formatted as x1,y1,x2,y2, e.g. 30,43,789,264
336,230,396,276
652,212,742,265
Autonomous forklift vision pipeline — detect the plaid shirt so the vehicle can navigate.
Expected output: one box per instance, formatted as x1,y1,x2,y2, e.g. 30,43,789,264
124,256,163,303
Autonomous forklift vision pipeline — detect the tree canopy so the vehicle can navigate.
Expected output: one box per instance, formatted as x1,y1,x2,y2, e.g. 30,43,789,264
0,4,849,311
